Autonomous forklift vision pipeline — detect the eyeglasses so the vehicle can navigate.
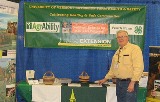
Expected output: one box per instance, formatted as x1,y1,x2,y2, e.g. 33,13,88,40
117,36,128,39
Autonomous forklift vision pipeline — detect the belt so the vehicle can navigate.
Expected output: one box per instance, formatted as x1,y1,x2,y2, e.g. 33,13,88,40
117,78,131,81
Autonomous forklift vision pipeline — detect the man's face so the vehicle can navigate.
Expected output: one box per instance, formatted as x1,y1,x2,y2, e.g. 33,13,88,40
63,22,67,28
116,31,129,47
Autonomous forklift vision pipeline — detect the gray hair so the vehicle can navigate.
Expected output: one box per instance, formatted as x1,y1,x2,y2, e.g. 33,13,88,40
116,30,128,37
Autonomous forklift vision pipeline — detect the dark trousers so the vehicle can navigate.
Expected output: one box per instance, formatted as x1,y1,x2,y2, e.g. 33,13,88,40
116,79,138,102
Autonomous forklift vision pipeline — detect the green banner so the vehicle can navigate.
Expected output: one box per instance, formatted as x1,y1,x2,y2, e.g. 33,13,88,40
24,2,146,50
61,86,107,102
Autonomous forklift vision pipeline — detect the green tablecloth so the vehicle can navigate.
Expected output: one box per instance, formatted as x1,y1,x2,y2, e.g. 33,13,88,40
17,81,147,102
137,87,147,102
62,86,106,102
17,81,32,102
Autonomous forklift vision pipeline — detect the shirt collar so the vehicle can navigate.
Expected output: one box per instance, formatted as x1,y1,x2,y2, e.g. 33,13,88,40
118,42,130,50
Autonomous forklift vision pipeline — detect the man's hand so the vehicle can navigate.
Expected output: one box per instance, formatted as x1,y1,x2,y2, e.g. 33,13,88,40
98,78,108,85
127,81,135,92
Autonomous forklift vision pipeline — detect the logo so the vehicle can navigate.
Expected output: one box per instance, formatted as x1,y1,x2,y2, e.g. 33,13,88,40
134,26,142,35
70,89,76,102
26,22,60,33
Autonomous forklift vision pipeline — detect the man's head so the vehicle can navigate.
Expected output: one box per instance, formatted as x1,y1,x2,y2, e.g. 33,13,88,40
116,30,129,48
63,22,68,28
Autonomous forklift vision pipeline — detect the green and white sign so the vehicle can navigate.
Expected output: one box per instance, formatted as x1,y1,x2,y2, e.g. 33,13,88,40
24,2,146,50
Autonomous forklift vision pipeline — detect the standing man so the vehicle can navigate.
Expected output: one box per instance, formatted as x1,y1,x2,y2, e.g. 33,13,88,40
99,30,144,102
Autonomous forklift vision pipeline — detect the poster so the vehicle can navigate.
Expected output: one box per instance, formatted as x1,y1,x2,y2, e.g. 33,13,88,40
24,3,146,50
0,58,16,102
0,0,18,101
0,0,18,50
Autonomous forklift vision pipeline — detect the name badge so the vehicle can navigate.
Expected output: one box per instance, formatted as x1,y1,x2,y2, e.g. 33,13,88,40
114,63,119,69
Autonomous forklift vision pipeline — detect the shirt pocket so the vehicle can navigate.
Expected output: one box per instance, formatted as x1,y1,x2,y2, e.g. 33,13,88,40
123,54,131,64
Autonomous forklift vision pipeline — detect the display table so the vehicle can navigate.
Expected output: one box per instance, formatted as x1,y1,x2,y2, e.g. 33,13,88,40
17,81,147,102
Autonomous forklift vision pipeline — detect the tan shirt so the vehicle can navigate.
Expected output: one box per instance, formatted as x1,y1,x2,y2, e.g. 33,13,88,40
105,42,144,81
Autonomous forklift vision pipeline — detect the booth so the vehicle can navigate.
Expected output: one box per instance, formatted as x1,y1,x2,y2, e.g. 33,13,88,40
17,81,147,102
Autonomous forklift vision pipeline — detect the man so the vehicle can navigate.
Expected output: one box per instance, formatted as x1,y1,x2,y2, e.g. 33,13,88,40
99,30,144,102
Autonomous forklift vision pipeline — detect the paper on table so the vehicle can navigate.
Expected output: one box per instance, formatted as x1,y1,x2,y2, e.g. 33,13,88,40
68,83,81,87
28,80,39,85
94,80,110,84
139,76,148,87
89,84,102,87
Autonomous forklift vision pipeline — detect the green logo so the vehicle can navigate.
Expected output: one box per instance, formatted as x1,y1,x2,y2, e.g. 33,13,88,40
134,26,142,34
26,22,60,32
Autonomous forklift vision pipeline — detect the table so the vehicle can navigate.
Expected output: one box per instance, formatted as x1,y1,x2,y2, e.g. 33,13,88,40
17,81,147,102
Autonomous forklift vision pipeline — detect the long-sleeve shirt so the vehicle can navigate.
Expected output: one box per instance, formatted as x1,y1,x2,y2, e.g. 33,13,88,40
105,42,144,81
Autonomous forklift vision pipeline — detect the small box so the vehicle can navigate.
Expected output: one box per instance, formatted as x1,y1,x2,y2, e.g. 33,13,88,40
26,70,35,82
